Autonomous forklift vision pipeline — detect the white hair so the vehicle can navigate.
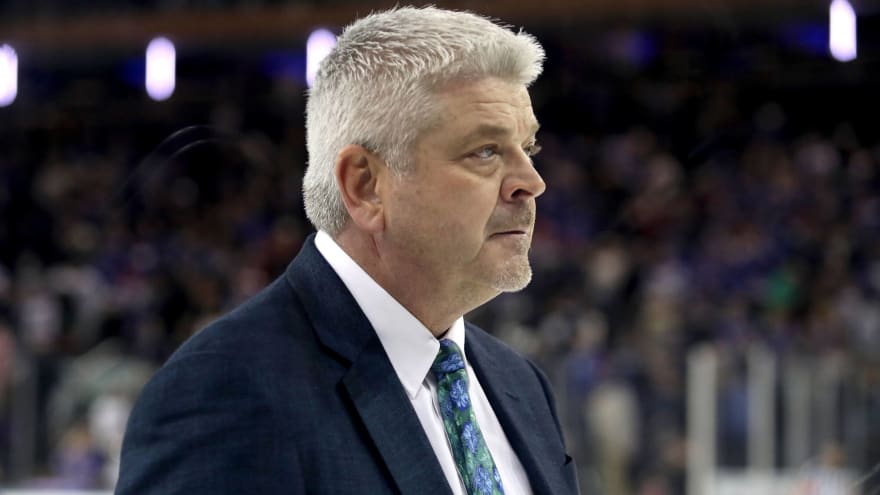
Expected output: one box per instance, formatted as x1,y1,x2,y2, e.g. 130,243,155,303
303,6,545,235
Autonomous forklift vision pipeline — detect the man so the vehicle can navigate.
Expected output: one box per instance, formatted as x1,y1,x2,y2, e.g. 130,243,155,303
116,6,578,495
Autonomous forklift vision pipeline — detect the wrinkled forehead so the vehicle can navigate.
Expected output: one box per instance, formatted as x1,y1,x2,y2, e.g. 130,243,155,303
431,77,537,127
401,77,538,156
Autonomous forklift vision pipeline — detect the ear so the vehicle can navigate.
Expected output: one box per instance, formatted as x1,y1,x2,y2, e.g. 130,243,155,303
335,144,386,233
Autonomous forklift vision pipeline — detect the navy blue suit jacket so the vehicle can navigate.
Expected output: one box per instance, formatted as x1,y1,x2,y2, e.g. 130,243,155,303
116,235,579,494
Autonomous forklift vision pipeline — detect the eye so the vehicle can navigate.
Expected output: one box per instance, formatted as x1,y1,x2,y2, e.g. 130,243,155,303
472,145,499,160
524,142,542,157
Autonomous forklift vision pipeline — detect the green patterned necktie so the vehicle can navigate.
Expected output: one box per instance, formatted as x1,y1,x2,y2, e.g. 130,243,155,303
431,339,506,495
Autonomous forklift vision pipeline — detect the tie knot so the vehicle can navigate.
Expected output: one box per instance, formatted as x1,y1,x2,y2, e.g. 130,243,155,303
431,339,465,377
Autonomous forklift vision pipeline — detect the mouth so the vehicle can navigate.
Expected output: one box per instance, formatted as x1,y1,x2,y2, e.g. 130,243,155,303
490,229,529,237
488,209,534,238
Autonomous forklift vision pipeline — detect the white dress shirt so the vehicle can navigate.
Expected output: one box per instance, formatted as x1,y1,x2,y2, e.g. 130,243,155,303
315,231,533,495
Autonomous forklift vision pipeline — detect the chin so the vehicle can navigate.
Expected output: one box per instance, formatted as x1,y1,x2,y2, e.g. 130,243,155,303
488,260,533,293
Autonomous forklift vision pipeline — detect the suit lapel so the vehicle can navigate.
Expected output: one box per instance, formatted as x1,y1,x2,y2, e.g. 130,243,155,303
465,328,561,495
286,236,452,495
343,336,453,495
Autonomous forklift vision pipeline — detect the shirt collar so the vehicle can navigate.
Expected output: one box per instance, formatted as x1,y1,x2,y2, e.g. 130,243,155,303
314,231,466,399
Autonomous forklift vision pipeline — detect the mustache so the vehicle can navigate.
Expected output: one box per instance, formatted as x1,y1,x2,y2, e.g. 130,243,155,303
487,206,535,232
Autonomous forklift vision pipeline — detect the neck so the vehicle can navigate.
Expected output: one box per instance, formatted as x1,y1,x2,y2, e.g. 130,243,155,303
333,229,495,337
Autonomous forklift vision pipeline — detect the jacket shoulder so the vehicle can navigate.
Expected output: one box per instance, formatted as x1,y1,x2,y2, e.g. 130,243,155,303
168,273,307,362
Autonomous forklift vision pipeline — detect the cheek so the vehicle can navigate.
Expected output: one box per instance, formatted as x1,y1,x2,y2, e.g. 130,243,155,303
438,188,497,234
393,172,500,237
388,189,455,238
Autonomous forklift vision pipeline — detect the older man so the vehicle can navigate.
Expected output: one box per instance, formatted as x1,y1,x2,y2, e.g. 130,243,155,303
117,7,578,495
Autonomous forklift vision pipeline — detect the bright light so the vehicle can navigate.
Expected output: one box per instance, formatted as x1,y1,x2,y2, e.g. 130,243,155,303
146,37,176,101
829,0,857,62
0,44,18,107
307,29,336,87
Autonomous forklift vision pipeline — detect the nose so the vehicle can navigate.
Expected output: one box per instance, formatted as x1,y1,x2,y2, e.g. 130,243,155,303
502,150,546,202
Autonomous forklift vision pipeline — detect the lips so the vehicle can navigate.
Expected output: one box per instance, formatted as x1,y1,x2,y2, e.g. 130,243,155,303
488,209,534,237
490,228,529,237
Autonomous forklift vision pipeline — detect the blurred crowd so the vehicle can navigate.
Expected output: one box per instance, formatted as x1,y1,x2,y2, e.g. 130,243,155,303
1,24,879,495
3,0,320,18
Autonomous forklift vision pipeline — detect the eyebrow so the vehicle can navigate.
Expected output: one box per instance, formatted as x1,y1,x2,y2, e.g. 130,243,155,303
459,122,541,144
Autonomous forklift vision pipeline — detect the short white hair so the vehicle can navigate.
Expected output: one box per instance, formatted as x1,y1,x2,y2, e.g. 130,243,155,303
303,6,545,235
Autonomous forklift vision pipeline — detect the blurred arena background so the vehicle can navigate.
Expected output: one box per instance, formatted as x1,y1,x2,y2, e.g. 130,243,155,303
0,0,878,494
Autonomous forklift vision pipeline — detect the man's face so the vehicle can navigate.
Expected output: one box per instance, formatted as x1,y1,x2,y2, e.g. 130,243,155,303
379,77,545,302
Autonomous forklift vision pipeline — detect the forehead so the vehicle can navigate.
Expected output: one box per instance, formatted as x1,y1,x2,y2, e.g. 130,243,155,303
431,77,538,135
